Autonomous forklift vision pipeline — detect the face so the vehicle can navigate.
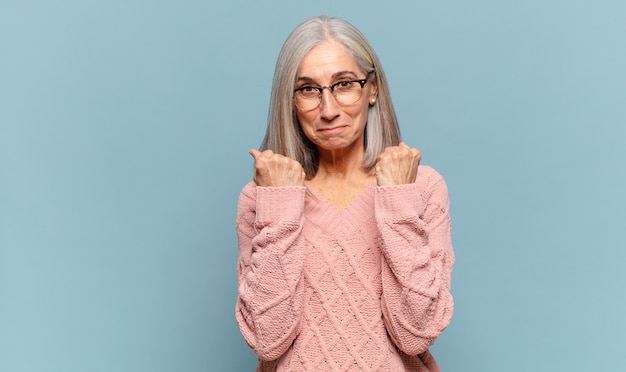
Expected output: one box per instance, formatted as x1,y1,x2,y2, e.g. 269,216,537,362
294,40,377,153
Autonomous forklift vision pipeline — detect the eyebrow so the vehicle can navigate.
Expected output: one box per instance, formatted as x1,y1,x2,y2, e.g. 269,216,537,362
296,70,359,84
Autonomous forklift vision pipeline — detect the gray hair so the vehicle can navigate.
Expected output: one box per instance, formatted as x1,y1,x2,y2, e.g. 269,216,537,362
260,15,401,177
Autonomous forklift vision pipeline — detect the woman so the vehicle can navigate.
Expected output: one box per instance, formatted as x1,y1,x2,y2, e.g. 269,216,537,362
235,15,454,371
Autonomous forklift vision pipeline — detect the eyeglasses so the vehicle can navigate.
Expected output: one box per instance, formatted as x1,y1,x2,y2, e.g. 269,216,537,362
293,71,374,111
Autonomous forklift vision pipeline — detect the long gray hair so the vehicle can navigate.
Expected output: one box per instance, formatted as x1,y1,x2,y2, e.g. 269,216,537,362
260,15,401,177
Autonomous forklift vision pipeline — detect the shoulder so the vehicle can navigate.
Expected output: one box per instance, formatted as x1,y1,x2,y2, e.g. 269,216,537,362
415,165,450,204
239,181,257,198
237,181,257,211
416,165,447,189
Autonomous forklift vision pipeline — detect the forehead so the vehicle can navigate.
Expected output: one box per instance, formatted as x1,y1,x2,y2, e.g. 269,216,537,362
297,40,360,78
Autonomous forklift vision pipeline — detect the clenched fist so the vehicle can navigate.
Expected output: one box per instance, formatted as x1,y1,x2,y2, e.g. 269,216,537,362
249,149,306,187
375,142,421,186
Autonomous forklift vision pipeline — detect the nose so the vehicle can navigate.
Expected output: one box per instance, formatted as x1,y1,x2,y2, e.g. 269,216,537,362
319,87,340,120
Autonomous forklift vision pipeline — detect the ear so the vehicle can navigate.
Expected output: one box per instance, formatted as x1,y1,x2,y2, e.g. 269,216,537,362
368,80,378,105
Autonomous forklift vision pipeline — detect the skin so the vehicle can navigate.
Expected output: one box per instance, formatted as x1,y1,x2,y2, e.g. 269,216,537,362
250,39,421,207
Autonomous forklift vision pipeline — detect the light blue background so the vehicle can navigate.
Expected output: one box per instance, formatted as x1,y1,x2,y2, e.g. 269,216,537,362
1,1,625,371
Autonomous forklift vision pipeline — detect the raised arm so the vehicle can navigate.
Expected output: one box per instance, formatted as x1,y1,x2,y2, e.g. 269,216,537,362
235,182,307,361
375,166,454,355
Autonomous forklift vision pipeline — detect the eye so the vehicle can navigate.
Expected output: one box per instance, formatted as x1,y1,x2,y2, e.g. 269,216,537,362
334,80,355,91
297,86,320,98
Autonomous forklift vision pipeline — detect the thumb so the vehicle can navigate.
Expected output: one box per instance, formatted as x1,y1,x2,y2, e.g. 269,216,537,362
399,141,409,148
249,148,261,159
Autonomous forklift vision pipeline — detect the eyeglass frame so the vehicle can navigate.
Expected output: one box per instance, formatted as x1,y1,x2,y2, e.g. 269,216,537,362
293,70,375,111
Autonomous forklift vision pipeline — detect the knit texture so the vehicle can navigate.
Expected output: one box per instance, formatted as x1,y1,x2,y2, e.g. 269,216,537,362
236,165,454,371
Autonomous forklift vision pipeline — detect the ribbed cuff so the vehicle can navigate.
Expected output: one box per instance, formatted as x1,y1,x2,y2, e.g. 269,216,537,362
255,186,306,225
375,183,424,219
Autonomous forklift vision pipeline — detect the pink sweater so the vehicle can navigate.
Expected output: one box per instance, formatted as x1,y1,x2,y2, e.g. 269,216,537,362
235,165,454,371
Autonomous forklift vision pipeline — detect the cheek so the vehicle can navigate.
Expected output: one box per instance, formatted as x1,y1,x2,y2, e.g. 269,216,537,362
296,110,317,126
354,102,371,122
296,114,316,137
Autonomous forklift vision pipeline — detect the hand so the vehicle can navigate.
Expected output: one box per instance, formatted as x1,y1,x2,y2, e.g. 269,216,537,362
249,149,306,187
375,142,421,186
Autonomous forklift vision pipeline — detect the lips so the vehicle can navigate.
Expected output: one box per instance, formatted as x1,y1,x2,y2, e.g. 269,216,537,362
318,125,348,133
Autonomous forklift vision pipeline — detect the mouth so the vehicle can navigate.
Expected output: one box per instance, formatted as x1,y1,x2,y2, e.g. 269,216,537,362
318,125,348,133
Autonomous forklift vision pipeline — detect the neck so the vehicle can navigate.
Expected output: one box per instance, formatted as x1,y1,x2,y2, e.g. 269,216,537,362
306,143,375,208
315,143,368,181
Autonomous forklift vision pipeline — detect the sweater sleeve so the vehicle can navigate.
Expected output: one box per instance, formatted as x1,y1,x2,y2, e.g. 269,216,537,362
375,166,455,355
235,182,307,361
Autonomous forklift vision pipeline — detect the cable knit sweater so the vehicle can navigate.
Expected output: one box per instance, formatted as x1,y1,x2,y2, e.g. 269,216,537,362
235,165,454,371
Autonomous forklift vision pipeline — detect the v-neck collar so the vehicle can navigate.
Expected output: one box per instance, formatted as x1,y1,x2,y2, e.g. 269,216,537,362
304,182,376,236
